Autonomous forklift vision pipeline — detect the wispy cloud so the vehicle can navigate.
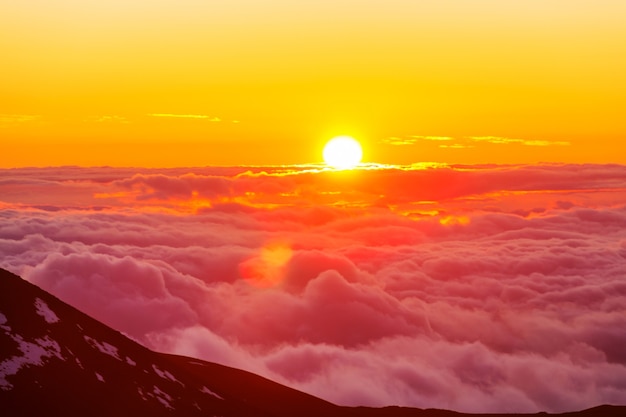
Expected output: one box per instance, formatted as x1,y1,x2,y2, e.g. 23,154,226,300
410,135,454,141
85,115,130,124
439,143,474,149
381,135,570,148
469,136,570,146
0,114,39,125
524,140,571,146
380,137,418,146
380,136,454,146
149,113,221,122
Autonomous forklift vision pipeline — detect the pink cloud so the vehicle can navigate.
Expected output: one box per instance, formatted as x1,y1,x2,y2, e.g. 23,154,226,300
1,164,626,413
27,252,200,335
114,173,232,200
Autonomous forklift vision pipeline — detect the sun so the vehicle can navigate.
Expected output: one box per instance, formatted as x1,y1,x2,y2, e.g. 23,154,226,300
323,136,363,169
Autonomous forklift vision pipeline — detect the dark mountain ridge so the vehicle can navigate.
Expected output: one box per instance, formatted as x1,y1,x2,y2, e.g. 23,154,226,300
0,268,623,416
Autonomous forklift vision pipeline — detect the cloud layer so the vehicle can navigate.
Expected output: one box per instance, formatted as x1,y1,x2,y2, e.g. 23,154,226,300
1,164,625,413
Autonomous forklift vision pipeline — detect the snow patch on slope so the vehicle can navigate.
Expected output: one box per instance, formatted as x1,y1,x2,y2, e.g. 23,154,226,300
34,298,59,324
0,331,64,390
137,386,148,401
152,385,175,410
137,383,176,410
152,363,183,386
84,335,121,360
200,385,224,400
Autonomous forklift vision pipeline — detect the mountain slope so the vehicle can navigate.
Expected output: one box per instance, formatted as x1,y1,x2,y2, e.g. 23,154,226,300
0,267,337,416
0,268,623,417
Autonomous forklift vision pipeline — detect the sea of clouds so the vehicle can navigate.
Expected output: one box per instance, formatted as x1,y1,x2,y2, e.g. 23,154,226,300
1,163,625,413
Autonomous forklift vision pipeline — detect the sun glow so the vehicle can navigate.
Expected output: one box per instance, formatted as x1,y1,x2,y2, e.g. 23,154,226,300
323,136,363,170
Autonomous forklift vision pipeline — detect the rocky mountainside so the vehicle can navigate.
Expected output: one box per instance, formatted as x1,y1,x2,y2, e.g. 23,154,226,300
0,268,623,417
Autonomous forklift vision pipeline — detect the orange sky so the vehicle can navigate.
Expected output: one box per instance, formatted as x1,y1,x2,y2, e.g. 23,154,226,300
2,1,625,167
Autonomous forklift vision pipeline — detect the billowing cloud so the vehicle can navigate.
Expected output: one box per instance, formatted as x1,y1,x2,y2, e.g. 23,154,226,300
1,164,625,413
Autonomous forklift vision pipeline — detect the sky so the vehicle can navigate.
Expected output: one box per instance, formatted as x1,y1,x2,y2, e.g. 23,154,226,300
1,2,626,414
1,163,626,413
2,0,626,166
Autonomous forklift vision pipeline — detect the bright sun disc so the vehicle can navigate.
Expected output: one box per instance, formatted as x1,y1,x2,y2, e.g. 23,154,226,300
323,136,363,169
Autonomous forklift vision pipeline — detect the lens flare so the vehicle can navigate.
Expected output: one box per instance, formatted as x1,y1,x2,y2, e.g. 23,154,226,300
239,242,292,287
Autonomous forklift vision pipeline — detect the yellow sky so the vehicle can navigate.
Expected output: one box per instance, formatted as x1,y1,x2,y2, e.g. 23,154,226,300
1,1,625,167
